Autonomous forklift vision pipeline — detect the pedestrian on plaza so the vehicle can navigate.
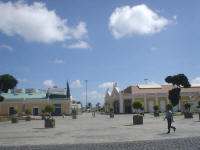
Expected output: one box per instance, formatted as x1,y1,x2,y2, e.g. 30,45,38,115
163,109,176,134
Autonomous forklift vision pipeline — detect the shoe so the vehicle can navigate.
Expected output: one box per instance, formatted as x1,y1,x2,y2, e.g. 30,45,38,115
167,131,170,134
174,127,176,132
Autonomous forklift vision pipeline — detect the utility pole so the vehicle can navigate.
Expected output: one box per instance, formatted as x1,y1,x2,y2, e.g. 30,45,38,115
85,80,88,111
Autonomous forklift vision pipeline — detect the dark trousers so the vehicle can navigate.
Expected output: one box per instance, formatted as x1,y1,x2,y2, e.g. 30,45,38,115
167,118,175,133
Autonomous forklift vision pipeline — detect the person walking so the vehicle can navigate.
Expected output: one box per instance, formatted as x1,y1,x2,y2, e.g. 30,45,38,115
164,109,176,134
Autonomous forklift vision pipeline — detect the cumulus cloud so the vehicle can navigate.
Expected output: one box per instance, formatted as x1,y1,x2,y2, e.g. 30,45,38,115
151,47,157,51
192,77,200,84
53,58,65,64
71,80,82,88
109,4,169,39
0,1,88,43
83,91,104,102
99,82,114,90
43,80,55,87
0,44,13,51
67,41,90,49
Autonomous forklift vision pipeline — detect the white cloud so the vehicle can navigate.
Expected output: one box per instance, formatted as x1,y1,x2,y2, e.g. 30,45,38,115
0,44,13,51
53,58,64,64
83,91,104,102
99,82,114,89
0,1,88,43
67,41,90,49
43,80,55,87
18,78,28,82
151,47,157,51
192,77,200,84
109,4,169,39
173,15,177,20
71,80,82,88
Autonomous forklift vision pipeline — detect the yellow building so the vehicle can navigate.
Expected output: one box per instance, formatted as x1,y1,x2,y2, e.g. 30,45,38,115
105,83,200,113
0,88,71,116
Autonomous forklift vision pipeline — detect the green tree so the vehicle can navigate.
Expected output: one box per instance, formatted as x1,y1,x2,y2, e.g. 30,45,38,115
0,74,18,93
88,102,92,109
132,100,143,114
184,102,192,112
0,95,4,102
45,104,55,116
96,102,101,110
25,109,31,115
165,74,191,107
166,104,173,110
153,104,159,112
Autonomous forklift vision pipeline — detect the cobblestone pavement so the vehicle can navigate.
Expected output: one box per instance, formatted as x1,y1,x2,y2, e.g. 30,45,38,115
0,136,200,150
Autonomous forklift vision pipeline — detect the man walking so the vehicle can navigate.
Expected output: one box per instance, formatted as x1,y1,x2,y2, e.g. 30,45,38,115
164,109,176,134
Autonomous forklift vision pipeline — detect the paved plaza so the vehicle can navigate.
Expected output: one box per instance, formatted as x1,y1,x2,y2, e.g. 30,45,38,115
0,113,200,149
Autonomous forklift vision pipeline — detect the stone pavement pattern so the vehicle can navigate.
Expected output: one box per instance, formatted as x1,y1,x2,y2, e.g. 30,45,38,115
0,113,200,146
0,136,200,150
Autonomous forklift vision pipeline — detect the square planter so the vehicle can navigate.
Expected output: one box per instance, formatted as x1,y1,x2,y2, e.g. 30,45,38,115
11,117,18,123
184,112,193,119
154,112,159,117
72,114,77,119
133,115,143,125
25,116,31,121
110,113,114,118
45,118,55,128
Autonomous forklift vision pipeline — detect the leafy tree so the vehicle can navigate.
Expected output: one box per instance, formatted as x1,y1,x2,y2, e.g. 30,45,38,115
0,74,18,93
165,74,191,107
184,102,192,112
25,109,31,115
45,104,55,116
0,95,4,102
132,100,143,114
96,102,101,110
153,104,159,112
166,104,173,110
88,102,92,108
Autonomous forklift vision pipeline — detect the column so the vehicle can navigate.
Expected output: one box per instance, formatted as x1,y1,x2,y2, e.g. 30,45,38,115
119,92,123,113
144,95,147,112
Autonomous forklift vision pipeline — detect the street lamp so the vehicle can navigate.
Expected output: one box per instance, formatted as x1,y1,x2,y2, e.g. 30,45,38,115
85,80,88,111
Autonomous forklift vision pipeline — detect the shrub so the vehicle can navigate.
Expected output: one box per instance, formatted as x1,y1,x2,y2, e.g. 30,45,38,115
25,109,31,115
110,107,114,113
12,109,18,115
184,102,191,112
198,101,200,107
45,104,55,115
153,104,159,112
72,108,77,115
132,100,143,114
166,104,173,110
0,95,4,102
41,109,46,114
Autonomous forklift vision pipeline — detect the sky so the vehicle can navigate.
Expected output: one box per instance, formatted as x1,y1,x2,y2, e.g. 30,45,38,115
0,0,200,106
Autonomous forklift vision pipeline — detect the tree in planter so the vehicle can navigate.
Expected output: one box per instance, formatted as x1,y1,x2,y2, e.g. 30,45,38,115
166,103,173,111
44,104,55,128
72,108,77,119
25,109,31,121
110,107,114,118
197,101,200,120
184,102,193,118
132,100,143,125
153,104,160,117
11,109,18,123
165,74,191,109
41,109,46,120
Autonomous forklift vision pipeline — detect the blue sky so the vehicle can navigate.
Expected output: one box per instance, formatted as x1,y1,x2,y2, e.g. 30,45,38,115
0,0,200,106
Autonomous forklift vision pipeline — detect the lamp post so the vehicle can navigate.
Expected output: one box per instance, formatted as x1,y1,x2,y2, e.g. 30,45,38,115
85,80,88,111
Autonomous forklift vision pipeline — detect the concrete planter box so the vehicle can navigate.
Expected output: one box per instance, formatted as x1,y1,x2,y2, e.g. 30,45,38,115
110,113,114,118
11,117,18,123
45,118,55,128
184,112,193,119
133,115,143,125
42,115,45,120
72,114,77,119
25,116,31,121
154,112,159,117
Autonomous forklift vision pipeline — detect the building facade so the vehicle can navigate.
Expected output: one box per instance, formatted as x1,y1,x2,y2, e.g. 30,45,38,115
105,83,200,113
0,87,72,116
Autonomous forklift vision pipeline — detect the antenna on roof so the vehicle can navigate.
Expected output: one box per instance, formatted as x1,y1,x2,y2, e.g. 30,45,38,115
144,78,148,84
